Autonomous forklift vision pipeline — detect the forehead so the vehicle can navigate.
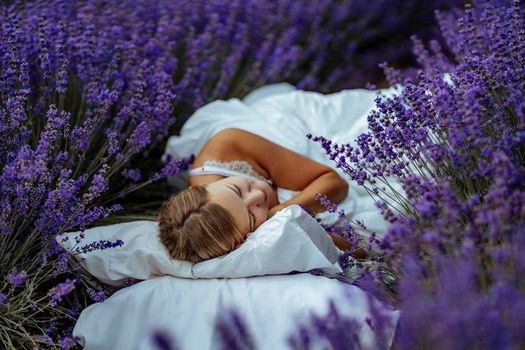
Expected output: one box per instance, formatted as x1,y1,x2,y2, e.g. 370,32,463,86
206,181,249,233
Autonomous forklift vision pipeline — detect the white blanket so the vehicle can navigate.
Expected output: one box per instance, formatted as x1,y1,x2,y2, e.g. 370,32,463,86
74,273,399,349
164,83,403,237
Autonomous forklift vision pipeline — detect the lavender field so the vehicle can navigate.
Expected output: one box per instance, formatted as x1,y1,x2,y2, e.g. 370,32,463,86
1,0,524,349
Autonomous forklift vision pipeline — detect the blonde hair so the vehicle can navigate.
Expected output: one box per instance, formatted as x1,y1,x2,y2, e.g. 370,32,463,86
158,185,244,263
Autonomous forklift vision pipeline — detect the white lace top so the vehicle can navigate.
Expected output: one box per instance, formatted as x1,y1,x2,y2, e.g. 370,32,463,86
188,160,273,185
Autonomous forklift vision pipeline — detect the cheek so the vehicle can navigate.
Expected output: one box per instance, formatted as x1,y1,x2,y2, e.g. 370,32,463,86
256,207,269,224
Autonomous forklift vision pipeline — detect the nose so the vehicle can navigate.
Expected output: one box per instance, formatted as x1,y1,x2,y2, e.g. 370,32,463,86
245,187,265,207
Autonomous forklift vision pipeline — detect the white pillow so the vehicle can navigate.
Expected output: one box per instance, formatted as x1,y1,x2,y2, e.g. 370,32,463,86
74,273,400,350
57,205,342,286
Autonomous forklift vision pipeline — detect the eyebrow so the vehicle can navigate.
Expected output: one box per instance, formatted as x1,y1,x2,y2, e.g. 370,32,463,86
227,184,253,232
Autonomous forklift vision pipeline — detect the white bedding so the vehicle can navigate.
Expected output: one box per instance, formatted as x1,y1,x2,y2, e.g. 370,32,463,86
164,83,404,237
58,206,342,286
74,273,399,350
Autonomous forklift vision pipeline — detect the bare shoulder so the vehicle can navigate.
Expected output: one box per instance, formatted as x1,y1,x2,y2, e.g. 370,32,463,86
210,128,250,144
204,128,268,157
208,127,267,145
196,128,242,159
205,128,242,147
219,128,337,191
197,128,345,196
213,128,274,160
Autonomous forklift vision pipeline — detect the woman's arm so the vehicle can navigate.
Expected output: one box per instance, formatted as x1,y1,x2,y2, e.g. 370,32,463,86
268,171,348,217
328,233,367,258
223,128,349,215
222,128,362,254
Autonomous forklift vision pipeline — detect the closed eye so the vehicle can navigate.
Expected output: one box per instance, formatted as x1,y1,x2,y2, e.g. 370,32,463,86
230,184,242,197
241,183,257,228
228,184,255,231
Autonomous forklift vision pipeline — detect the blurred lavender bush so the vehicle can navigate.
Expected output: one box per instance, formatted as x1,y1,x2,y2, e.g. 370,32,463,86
0,0,469,348
0,0,192,347
311,0,525,348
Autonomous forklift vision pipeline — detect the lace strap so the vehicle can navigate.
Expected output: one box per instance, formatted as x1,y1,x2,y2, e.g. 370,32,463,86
189,160,273,185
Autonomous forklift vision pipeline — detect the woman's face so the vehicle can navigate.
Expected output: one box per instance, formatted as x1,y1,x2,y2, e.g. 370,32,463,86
205,176,272,240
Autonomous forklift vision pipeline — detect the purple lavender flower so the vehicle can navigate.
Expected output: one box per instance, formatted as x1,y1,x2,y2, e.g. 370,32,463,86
75,239,124,255
314,193,339,214
127,121,151,153
151,329,178,350
0,292,7,304
107,131,120,155
58,335,81,350
36,105,70,157
49,279,76,307
83,164,110,203
152,156,192,182
86,286,107,303
288,300,363,350
215,308,255,350
8,268,28,287
122,277,137,287
122,167,142,182
311,1,525,348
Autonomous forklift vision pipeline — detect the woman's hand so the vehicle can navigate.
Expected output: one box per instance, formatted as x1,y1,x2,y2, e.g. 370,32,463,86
328,233,367,259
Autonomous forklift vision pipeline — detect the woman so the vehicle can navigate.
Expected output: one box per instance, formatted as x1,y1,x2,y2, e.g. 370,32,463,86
158,127,357,263
158,82,392,263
